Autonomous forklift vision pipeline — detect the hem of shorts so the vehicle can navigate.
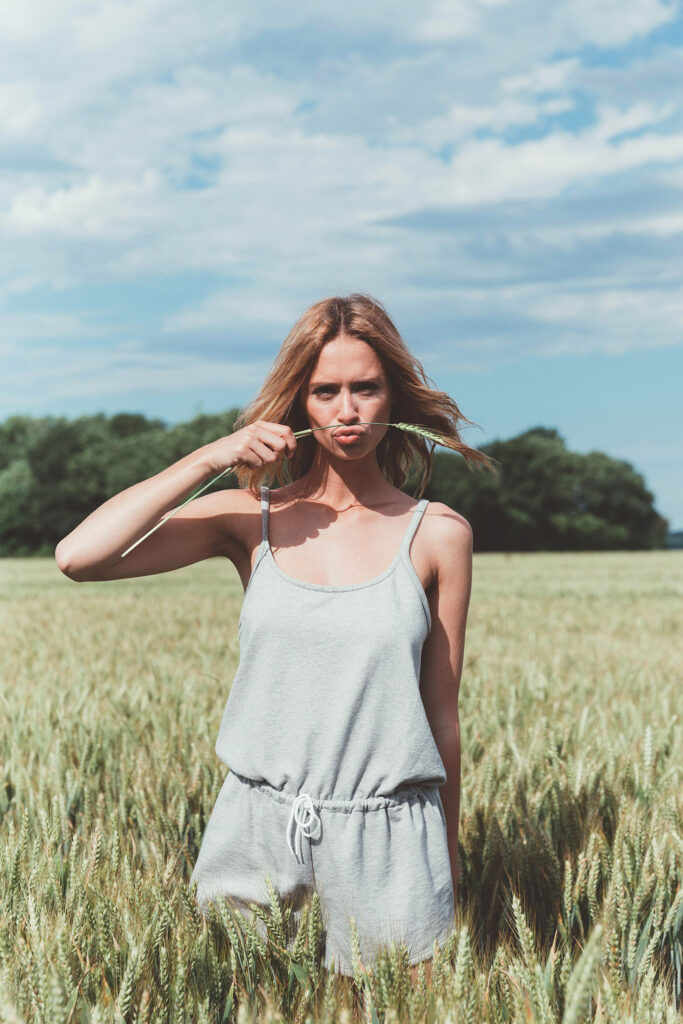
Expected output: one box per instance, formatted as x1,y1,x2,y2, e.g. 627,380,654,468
322,928,453,975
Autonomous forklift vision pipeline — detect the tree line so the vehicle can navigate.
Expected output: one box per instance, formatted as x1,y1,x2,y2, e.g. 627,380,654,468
0,410,668,555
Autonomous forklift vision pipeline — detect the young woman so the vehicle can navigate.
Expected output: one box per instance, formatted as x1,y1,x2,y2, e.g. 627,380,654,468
55,293,492,981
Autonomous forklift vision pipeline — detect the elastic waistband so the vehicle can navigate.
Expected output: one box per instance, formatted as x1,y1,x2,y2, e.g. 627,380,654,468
230,770,440,813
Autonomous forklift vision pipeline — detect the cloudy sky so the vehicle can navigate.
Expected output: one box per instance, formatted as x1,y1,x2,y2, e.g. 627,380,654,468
2,0,682,528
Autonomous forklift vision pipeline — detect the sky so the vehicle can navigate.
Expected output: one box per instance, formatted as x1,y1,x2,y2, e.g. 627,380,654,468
1,1,682,529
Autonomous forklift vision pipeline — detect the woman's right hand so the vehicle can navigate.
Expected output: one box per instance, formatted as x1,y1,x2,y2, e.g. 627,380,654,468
206,420,299,472
55,420,300,582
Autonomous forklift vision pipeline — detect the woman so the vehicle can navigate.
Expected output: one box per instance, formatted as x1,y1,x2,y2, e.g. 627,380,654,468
55,293,492,981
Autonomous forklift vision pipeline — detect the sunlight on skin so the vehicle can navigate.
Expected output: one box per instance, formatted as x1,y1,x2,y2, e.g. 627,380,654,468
298,331,396,507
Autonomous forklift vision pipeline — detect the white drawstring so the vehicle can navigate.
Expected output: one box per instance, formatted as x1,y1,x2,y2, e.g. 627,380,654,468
286,793,322,862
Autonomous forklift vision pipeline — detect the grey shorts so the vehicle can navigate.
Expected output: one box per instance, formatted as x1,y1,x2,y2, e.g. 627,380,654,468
190,769,455,975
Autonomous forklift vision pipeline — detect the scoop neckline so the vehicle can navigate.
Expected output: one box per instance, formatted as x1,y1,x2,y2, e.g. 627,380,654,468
262,497,425,592
265,539,403,591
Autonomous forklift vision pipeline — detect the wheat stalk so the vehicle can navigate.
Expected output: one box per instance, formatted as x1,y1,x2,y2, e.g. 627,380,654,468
120,420,458,558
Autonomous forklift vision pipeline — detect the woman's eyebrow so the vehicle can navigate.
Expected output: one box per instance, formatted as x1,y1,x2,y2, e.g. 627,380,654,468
310,377,382,388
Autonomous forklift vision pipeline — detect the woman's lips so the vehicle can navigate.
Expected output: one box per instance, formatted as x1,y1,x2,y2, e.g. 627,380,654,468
334,429,364,442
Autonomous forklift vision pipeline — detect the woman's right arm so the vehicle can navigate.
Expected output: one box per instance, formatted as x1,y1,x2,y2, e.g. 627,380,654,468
54,421,297,582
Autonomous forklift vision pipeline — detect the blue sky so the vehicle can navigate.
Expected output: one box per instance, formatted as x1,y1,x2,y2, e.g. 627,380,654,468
1,0,682,528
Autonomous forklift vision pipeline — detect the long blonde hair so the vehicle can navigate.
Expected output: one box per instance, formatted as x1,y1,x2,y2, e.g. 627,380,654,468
232,292,496,497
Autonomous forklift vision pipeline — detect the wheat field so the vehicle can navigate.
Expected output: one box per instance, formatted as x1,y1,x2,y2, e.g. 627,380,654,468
0,551,681,1023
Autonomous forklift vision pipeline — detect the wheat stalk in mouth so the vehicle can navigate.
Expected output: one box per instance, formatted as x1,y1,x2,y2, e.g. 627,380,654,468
120,420,457,558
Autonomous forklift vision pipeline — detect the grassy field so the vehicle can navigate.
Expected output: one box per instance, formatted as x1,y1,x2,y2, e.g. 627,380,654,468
0,551,681,1023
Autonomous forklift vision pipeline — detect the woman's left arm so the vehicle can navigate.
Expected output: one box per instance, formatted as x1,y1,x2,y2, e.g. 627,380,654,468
418,504,473,897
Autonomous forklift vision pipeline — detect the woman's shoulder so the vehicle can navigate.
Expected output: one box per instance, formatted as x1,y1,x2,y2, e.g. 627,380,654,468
414,499,472,596
203,484,269,557
264,482,301,509
422,499,473,547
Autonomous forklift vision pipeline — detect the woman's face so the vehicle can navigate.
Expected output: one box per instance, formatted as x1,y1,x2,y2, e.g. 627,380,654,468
303,334,393,456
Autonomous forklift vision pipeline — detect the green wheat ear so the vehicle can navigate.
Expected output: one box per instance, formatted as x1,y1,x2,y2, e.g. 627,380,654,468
391,421,462,451
121,419,458,558
297,420,461,451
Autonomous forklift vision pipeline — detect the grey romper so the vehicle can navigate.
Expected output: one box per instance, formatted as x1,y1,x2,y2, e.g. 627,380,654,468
191,486,455,975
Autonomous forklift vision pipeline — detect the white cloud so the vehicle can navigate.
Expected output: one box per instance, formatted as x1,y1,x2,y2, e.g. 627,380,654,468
442,110,683,205
163,289,302,334
415,0,676,46
524,284,683,355
0,0,682,376
501,58,581,95
551,0,677,48
1,341,269,399
0,81,42,136
590,99,677,142
0,311,114,342
400,95,576,151
4,172,161,237
415,0,493,41
0,0,680,523
531,211,683,241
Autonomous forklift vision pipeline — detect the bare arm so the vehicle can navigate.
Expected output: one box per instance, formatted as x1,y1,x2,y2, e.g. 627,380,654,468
54,442,222,581
54,420,297,582
419,503,473,895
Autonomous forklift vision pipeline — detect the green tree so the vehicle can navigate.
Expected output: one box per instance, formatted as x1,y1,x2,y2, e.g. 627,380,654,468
425,427,667,551
0,413,668,555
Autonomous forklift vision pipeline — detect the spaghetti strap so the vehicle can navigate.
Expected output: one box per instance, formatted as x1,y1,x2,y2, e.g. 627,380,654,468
401,497,429,554
260,486,270,544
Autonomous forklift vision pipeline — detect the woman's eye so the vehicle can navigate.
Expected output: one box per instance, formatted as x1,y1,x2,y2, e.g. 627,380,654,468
313,386,378,396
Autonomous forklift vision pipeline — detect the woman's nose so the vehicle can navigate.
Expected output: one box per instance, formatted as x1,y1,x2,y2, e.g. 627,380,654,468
338,389,358,416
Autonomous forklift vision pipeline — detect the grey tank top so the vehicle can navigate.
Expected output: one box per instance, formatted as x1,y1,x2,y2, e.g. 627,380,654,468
214,486,447,802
